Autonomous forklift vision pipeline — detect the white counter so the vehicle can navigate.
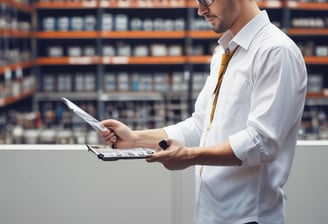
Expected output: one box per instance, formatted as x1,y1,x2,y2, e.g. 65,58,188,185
0,142,327,224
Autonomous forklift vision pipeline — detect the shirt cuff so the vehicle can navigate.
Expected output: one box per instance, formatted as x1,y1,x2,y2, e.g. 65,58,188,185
229,129,261,167
163,125,186,145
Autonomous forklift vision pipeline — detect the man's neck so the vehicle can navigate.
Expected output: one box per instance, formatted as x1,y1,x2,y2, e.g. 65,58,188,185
229,0,260,36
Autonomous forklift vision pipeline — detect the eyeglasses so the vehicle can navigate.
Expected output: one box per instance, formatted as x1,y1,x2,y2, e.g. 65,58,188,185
195,0,214,7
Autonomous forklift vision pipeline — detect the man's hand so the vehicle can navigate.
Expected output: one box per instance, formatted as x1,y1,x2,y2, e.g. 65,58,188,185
99,119,136,149
147,139,195,170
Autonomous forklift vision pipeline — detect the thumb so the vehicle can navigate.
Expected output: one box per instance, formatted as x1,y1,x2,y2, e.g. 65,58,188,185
100,119,122,129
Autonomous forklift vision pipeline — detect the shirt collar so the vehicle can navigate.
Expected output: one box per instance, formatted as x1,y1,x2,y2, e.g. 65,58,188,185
218,10,271,51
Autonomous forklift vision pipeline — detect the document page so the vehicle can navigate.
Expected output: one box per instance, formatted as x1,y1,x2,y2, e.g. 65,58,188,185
61,97,107,132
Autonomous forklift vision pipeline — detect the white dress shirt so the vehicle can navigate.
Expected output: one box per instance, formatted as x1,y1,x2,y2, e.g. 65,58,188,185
164,11,307,224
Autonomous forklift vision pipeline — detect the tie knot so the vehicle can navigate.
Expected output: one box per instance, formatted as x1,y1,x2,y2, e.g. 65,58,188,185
221,53,232,65
221,46,239,64
225,46,239,55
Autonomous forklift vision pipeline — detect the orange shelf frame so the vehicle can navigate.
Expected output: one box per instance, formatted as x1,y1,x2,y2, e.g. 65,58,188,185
100,31,186,39
33,1,98,9
0,61,33,75
35,57,101,65
34,31,189,39
0,29,31,38
31,0,328,10
99,0,187,8
102,56,186,64
126,56,186,64
34,31,99,39
288,28,328,36
0,88,36,107
33,0,328,10
187,30,221,39
187,55,211,64
307,92,326,98
257,1,283,8
34,56,213,65
30,55,328,67
188,0,283,8
186,0,197,7
304,56,328,64
33,0,188,9
34,30,222,40
286,1,328,10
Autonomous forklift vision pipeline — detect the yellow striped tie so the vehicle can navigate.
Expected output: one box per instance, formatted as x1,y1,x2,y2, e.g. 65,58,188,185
200,46,239,176
210,46,239,123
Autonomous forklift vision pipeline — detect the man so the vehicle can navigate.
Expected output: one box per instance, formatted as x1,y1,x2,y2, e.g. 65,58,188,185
99,0,307,223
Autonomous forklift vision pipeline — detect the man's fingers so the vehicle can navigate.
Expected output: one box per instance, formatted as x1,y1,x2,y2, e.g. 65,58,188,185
146,150,167,163
111,135,117,142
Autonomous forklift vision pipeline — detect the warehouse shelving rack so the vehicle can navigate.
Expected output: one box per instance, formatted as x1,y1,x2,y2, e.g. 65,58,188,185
0,0,35,107
1,0,328,138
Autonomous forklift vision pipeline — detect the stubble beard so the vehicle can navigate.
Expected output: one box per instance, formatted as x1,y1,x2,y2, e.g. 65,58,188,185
212,23,228,33
212,19,230,34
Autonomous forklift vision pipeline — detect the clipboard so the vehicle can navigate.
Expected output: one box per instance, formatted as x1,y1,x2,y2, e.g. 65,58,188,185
86,144,155,161
61,97,156,161
61,97,107,132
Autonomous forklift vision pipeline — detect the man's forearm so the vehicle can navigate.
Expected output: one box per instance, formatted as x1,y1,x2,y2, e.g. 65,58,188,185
134,129,168,149
190,140,243,166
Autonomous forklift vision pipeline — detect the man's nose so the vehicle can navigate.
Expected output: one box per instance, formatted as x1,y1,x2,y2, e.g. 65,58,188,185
197,4,208,16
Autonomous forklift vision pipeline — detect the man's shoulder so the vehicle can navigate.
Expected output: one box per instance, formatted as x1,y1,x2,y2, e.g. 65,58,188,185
254,23,299,55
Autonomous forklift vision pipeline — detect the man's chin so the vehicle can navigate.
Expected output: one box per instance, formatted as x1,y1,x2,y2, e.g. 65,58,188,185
212,27,221,34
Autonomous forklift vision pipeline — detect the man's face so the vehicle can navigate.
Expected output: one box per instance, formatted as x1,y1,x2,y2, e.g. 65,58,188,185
197,0,240,34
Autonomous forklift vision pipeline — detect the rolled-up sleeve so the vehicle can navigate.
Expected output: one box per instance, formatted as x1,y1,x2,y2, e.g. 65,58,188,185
229,128,262,166
229,46,307,167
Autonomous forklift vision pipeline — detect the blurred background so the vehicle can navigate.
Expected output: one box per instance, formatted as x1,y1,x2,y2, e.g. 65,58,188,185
1,1,328,224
